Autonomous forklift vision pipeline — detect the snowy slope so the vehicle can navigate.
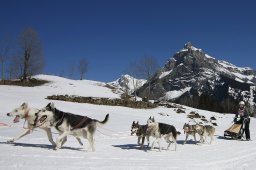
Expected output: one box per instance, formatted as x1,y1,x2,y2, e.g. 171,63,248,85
34,74,120,99
0,75,256,170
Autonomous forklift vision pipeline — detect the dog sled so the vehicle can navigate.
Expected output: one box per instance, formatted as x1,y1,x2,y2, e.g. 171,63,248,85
224,119,246,140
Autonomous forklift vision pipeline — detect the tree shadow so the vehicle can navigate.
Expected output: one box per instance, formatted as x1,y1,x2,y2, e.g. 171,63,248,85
0,142,83,151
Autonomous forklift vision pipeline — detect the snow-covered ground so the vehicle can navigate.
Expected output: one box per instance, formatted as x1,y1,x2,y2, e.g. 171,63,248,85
0,75,255,170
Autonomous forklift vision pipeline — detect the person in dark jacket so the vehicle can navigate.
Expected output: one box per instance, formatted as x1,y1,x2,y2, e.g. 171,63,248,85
234,101,250,140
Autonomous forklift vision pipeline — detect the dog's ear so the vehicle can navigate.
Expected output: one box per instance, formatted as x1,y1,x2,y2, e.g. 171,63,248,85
46,102,55,110
46,103,51,110
50,102,55,109
21,102,28,109
136,121,139,125
152,117,155,122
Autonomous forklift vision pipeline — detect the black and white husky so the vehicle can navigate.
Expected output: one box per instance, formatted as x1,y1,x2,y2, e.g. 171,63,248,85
6,103,56,146
131,121,148,149
35,102,109,151
146,117,177,151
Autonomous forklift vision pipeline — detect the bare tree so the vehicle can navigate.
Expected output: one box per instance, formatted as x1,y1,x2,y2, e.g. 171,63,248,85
78,58,88,80
68,61,76,79
127,62,142,101
132,56,159,100
8,54,23,79
59,69,65,78
0,36,11,80
18,27,44,81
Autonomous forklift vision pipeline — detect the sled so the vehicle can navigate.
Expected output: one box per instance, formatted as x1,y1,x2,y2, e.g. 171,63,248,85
224,123,243,139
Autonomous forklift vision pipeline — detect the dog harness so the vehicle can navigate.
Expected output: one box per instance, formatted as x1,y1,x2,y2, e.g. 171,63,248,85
24,110,29,118
71,116,88,131
55,112,65,131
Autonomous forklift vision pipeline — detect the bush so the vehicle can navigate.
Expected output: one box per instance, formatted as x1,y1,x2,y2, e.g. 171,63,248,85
0,79,49,87
46,95,158,109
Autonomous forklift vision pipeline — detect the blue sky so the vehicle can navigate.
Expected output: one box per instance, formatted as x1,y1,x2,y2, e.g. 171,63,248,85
0,0,255,82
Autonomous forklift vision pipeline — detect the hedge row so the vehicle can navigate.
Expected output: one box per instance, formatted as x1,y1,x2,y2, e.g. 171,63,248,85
46,95,158,109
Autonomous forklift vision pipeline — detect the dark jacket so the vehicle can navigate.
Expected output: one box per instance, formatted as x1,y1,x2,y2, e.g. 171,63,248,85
234,107,250,123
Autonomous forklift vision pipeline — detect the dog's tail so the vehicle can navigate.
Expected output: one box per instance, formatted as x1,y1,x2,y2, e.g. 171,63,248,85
97,114,109,125
173,128,178,140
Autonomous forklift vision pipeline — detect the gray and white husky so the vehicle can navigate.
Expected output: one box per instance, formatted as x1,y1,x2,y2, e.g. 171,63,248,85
183,123,198,144
6,103,56,146
146,117,177,151
35,102,109,151
195,124,215,144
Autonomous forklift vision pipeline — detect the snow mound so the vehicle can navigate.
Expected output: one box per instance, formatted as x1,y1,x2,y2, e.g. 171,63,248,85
33,74,120,99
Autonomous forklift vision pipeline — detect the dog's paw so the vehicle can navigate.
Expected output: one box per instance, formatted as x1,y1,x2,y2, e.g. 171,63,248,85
53,147,60,151
7,139,14,143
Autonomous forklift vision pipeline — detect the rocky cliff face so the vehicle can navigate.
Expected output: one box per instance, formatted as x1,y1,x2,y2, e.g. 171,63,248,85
137,42,256,113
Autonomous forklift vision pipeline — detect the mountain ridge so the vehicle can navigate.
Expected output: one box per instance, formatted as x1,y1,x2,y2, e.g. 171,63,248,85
107,74,146,95
137,42,256,113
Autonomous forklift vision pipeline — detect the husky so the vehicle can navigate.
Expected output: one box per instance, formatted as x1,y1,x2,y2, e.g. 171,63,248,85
35,102,109,151
146,117,177,151
131,121,148,149
183,123,198,144
195,124,215,144
6,103,56,146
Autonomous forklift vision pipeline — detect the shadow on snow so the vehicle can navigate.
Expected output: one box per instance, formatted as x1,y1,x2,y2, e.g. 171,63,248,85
112,144,148,151
0,142,83,151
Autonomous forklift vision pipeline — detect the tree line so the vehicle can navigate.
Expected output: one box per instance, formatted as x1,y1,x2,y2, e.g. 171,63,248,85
0,27,88,81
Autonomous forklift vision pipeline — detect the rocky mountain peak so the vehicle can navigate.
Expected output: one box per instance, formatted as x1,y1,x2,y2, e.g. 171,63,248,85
184,41,193,49
164,43,218,72
137,43,256,113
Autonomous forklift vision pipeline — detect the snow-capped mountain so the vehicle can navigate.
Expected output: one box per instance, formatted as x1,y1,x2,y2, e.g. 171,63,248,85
137,42,256,113
108,74,146,94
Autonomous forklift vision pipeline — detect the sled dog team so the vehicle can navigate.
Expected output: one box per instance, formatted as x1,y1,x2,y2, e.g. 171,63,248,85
131,118,215,151
6,102,215,152
6,102,109,152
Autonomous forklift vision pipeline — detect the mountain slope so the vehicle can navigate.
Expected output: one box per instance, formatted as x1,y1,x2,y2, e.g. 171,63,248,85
137,42,256,113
